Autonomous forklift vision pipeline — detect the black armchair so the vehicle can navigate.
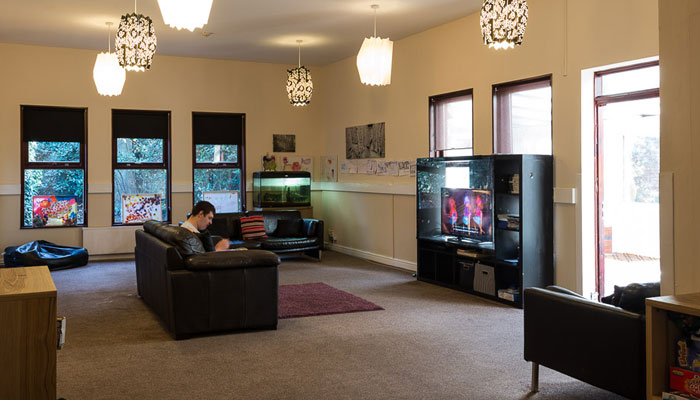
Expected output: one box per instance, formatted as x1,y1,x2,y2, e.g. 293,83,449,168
524,286,646,400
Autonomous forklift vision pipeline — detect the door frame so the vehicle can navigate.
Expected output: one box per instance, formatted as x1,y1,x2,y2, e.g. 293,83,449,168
593,60,659,299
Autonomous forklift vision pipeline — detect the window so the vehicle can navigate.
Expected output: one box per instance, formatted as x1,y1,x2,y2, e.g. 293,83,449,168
192,112,245,213
493,76,552,155
21,105,87,228
429,89,473,157
112,109,171,225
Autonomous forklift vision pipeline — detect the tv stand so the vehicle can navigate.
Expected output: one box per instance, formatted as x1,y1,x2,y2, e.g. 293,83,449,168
416,155,553,308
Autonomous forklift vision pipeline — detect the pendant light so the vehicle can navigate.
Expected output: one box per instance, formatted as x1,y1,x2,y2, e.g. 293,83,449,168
356,4,393,86
480,0,528,50
93,22,126,96
157,0,213,31
116,0,157,71
286,40,313,107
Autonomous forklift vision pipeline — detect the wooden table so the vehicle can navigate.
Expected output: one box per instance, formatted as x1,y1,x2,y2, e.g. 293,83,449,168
0,266,57,400
646,293,700,400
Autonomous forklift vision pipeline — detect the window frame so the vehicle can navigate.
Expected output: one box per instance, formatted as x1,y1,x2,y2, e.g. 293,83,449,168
20,105,88,229
492,74,553,155
429,88,474,158
191,111,246,212
111,109,172,226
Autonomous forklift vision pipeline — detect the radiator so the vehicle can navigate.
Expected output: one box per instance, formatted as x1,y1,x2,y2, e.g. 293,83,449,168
82,226,142,255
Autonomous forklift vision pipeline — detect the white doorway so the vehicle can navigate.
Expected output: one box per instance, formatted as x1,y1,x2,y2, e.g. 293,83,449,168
593,61,660,297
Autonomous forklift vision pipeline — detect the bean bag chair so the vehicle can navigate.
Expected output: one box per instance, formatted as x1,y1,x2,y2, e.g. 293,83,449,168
3,240,88,270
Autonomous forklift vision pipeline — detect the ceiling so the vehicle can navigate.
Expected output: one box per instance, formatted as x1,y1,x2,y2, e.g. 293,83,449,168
0,0,483,66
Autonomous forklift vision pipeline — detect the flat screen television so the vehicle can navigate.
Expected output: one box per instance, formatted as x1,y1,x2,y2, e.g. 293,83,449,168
441,188,493,243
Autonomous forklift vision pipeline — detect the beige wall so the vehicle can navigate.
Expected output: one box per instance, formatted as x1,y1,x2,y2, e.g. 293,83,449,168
317,0,659,288
0,0,665,292
658,0,700,294
0,43,322,250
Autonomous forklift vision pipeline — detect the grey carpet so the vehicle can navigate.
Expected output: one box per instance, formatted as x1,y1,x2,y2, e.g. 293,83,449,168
53,251,625,400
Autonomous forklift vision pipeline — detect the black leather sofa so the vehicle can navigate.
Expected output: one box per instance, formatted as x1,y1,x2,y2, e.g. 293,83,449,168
208,210,324,260
523,286,646,400
135,221,281,340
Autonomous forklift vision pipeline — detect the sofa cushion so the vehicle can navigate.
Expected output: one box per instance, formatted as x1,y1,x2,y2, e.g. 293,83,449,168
274,218,303,237
143,220,206,256
184,249,280,270
240,215,267,240
263,210,302,234
261,237,320,251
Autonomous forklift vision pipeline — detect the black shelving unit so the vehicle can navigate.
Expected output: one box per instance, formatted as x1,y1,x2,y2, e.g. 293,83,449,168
416,154,553,308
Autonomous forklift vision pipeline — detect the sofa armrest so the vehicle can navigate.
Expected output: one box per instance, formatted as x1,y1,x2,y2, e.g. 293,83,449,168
184,249,280,271
524,287,646,400
302,219,324,246
545,285,586,299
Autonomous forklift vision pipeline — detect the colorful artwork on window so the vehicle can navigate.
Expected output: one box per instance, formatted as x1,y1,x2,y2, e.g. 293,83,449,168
121,193,163,224
32,195,78,227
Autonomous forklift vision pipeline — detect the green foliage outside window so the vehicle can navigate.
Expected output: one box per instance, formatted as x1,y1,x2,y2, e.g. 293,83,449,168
631,136,659,203
114,169,168,223
117,138,163,163
195,144,237,163
24,169,84,226
194,168,241,209
28,141,80,163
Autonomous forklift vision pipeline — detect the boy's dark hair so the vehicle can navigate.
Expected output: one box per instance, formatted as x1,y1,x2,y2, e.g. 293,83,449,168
191,201,216,217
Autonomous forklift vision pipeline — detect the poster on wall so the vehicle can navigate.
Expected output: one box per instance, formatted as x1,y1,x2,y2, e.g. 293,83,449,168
273,134,296,152
386,161,399,176
278,155,313,177
32,195,78,227
121,193,162,224
376,161,389,176
203,191,240,213
367,160,378,175
410,161,417,176
345,122,385,159
321,155,338,182
356,159,367,174
398,161,411,176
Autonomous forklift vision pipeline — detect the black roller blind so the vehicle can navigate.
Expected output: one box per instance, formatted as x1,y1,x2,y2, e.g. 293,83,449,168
22,105,86,143
193,113,243,145
113,110,169,139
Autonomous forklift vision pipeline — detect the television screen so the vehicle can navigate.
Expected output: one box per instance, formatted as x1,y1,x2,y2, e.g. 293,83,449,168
441,188,493,242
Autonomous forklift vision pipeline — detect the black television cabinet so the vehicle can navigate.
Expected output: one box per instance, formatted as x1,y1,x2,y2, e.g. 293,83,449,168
416,154,553,308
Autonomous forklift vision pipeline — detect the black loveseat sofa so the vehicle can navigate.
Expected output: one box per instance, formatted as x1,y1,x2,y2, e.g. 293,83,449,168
208,210,324,260
135,221,280,339
524,286,646,400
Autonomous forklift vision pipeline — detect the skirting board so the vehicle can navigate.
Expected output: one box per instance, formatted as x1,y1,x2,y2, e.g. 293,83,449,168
325,242,416,272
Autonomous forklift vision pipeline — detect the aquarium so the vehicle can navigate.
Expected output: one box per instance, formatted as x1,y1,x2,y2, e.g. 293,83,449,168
253,171,311,208
417,156,493,247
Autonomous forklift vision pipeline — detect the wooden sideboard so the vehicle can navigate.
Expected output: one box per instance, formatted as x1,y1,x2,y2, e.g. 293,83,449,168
646,293,700,400
0,266,57,400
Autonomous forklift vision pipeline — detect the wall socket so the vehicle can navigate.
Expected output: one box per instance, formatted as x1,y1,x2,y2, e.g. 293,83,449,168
328,230,337,243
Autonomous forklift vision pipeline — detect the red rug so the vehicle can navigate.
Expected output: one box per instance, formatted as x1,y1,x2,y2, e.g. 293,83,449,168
278,282,384,319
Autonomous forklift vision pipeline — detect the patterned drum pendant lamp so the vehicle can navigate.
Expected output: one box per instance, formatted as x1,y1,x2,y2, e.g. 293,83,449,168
356,4,393,86
93,22,126,96
480,0,528,50
116,0,157,71
286,40,313,107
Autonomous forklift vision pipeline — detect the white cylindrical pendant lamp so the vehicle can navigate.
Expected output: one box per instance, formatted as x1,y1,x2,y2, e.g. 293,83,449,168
93,52,126,96
356,36,393,86
157,0,213,31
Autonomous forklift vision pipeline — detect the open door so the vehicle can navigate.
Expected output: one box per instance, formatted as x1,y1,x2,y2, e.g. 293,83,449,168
593,61,660,298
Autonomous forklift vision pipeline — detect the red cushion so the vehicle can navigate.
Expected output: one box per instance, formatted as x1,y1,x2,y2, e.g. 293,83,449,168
240,215,267,240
